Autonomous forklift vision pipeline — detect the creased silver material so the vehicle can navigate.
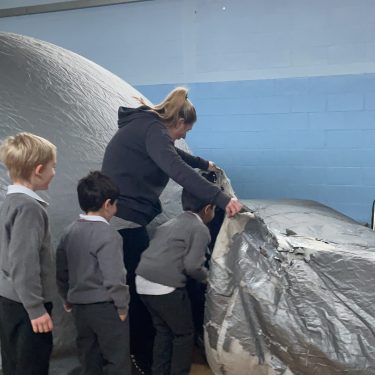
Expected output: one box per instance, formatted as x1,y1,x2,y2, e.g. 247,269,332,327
205,197,375,375
0,32,187,368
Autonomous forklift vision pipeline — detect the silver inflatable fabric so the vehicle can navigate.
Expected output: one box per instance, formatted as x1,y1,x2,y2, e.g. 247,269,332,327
0,32,186,369
205,198,375,374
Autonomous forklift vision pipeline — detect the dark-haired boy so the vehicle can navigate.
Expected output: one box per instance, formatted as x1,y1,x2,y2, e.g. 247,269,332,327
56,171,131,375
135,189,215,375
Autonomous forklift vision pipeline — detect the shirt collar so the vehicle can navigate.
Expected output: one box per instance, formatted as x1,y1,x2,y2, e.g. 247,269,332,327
189,211,203,224
7,185,49,206
79,214,109,225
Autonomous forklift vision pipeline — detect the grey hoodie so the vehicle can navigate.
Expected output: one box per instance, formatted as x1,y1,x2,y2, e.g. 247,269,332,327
102,106,230,226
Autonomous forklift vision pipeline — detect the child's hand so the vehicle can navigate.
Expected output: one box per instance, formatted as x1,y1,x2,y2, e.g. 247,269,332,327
64,303,73,312
119,313,127,321
31,312,53,333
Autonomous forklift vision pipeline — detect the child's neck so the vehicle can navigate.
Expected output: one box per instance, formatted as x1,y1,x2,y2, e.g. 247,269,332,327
188,210,206,223
12,180,37,192
85,210,110,222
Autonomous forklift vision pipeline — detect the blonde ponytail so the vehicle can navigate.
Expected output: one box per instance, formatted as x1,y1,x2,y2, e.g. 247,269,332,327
138,87,196,127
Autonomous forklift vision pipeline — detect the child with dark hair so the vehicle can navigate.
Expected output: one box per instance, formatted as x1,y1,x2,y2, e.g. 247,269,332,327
135,189,215,375
56,171,131,375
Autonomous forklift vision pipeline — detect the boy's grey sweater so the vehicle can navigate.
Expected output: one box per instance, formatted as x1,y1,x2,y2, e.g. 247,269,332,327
0,193,55,320
56,219,129,315
136,211,210,288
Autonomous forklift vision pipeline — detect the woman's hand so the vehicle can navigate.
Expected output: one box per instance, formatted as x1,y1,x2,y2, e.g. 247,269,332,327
225,198,242,217
208,161,220,172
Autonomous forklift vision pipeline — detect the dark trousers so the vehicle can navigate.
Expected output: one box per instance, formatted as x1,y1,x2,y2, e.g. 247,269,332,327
72,302,131,375
186,279,206,339
141,289,194,375
0,296,53,375
118,226,154,369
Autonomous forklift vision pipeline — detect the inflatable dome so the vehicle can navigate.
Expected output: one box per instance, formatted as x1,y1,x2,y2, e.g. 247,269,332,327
0,32,186,369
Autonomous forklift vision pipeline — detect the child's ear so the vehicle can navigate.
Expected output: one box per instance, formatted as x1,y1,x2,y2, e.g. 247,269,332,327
103,198,112,209
34,164,44,176
203,204,211,215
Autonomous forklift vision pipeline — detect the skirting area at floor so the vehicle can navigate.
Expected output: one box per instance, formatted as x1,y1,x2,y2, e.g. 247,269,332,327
190,346,213,375
14,343,215,374
191,363,213,375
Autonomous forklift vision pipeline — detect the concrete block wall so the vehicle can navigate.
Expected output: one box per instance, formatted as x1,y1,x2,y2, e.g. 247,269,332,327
1,0,375,223
137,75,375,224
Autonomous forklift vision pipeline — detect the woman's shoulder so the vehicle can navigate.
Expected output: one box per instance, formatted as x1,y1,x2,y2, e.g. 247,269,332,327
118,105,160,126
143,116,168,137
116,108,164,137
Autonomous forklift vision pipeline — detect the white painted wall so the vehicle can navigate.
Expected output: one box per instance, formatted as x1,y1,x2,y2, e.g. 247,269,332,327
0,0,72,9
1,0,375,85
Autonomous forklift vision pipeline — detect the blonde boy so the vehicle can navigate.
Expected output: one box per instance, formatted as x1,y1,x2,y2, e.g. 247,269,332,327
0,132,56,375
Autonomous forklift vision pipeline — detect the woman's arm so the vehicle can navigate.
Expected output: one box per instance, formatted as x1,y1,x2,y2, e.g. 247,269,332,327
145,124,230,210
175,147,209,170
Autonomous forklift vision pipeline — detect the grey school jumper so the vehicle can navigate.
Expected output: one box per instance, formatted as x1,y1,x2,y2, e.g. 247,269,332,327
136,211,210,288
0,193,54,320
56,218,129,315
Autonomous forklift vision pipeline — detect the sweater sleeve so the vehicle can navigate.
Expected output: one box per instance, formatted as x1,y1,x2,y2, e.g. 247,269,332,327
56,233,69,303
183,224,210,283
175,147,209,170
96,230,130,315
145,124,230,210
8,203,47,320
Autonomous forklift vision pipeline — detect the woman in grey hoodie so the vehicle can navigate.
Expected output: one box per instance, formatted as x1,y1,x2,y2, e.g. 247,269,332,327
102,86,241,372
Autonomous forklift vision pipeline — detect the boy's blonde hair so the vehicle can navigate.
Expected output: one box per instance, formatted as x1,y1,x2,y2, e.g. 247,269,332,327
0,132,56,182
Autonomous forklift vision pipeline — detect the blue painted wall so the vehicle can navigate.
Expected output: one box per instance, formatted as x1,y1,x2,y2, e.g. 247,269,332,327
1,0,375,223
137,76,375,223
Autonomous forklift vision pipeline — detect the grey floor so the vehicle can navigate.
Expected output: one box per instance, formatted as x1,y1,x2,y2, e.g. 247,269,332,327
0,347,212,374
49,355,80,375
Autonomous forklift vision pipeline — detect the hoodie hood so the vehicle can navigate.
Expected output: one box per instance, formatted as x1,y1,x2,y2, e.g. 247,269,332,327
118,106,158,129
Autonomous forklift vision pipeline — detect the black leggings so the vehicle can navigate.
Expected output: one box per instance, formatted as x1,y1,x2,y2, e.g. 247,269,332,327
118,226,154,368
